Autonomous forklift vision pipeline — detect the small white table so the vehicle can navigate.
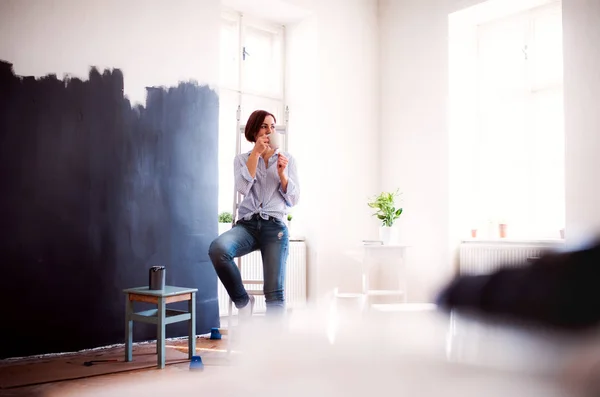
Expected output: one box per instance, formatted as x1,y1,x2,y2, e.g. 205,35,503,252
338,244,410,311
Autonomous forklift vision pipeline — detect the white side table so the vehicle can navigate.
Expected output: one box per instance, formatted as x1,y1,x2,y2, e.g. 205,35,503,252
337,244,410,311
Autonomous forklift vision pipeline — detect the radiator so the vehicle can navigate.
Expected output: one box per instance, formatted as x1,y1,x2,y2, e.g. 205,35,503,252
458,241,565,275
217,240,307,316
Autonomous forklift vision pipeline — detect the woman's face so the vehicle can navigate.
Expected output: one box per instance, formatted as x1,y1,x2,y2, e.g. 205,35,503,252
255,115,276,140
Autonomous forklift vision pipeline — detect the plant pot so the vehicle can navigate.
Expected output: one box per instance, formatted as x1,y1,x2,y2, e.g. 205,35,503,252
379,226,397,245
499,223,507,238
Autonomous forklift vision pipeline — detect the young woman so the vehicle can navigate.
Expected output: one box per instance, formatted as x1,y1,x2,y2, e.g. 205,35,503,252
209,109,300,317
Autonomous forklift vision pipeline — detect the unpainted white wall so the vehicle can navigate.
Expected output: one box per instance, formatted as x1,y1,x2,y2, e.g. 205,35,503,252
286,0,380,303
0,0,220,105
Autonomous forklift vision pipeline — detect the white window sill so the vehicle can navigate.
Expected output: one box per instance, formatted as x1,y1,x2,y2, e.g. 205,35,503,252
461,238,565,245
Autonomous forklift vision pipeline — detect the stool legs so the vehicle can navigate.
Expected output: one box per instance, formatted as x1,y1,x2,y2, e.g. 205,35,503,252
157,297,166,369
188,292,196,359
124,291,196,369
227,297,233,354
125,295,133,362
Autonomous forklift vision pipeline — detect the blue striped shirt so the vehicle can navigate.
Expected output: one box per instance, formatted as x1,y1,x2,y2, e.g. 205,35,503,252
235,150,300,222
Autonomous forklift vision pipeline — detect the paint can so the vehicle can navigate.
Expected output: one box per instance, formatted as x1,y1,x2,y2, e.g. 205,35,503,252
149,266,166,290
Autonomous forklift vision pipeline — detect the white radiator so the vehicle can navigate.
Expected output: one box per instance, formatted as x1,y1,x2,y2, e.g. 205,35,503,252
217,240,307,316
458,241,565,275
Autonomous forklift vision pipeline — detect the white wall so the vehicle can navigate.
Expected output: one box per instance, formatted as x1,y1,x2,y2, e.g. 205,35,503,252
379,0,600,301
0,0,220,105
285,13,320,298
379,0,453,302
313,0,380,299
285,0,380,302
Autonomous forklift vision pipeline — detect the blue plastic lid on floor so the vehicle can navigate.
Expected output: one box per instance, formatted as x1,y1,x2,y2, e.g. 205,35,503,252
190,355,204,371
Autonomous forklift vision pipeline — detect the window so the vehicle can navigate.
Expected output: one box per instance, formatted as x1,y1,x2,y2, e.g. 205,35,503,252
468,2,564,239
218,11,286,214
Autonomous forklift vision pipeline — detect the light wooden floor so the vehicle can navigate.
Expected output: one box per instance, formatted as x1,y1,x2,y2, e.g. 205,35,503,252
0,337,229,397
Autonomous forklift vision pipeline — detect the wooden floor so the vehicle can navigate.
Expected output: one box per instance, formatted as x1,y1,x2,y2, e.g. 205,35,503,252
0,337,229,397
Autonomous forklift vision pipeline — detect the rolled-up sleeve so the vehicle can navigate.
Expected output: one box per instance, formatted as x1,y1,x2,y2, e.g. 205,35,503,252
279,155,300,207
234,154,255,196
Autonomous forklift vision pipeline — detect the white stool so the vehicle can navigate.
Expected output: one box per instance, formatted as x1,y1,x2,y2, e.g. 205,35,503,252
226,255,264,354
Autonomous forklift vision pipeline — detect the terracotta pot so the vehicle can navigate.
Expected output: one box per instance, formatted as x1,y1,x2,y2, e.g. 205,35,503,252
499,223,507,238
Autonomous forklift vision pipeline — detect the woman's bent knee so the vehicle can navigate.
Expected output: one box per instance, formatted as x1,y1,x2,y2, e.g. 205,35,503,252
208,238,229,265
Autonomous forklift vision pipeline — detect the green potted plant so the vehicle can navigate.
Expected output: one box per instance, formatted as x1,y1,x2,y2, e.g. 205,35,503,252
287,213,293,236
218,211,233,235
367,189,403,244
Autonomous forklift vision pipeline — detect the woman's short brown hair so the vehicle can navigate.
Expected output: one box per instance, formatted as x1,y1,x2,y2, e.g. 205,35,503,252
244,110,276,142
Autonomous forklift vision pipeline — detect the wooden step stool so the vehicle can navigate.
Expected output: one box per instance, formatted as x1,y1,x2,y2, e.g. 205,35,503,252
123,285,197,369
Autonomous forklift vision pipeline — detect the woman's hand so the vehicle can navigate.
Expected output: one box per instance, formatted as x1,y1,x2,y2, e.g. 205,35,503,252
277,153,289,176
252,135,270,156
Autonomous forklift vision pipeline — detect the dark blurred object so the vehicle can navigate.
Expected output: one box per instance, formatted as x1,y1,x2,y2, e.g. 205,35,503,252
437,238,600,330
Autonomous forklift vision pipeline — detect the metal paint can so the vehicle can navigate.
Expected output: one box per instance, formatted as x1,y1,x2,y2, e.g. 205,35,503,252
149,266,166,290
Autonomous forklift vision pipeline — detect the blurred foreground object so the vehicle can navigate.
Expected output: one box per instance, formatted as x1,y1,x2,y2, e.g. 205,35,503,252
437,238,600,329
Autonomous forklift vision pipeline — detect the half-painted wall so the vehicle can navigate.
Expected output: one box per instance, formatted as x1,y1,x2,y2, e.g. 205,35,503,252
0,0,221,359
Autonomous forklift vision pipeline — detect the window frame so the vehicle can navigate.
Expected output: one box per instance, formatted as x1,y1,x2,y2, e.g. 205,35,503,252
219,9,286,103
217,9,287,213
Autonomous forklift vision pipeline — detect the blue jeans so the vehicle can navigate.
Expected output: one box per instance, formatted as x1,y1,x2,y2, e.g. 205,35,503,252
208,214,289,315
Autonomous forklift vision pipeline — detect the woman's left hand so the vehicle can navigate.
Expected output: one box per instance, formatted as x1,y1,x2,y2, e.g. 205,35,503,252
277,153,289,176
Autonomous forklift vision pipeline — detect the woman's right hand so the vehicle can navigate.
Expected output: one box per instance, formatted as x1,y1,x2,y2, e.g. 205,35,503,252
252,135,270,156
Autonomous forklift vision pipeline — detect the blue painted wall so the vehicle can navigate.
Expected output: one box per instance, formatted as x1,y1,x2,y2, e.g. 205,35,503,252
0,61,220,358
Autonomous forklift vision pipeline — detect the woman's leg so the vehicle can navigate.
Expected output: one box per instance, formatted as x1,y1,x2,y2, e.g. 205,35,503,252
259,217,289,315
208,221,258,308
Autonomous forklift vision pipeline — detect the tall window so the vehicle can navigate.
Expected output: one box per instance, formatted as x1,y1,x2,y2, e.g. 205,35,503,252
470,2,564,239
218,11,285,214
